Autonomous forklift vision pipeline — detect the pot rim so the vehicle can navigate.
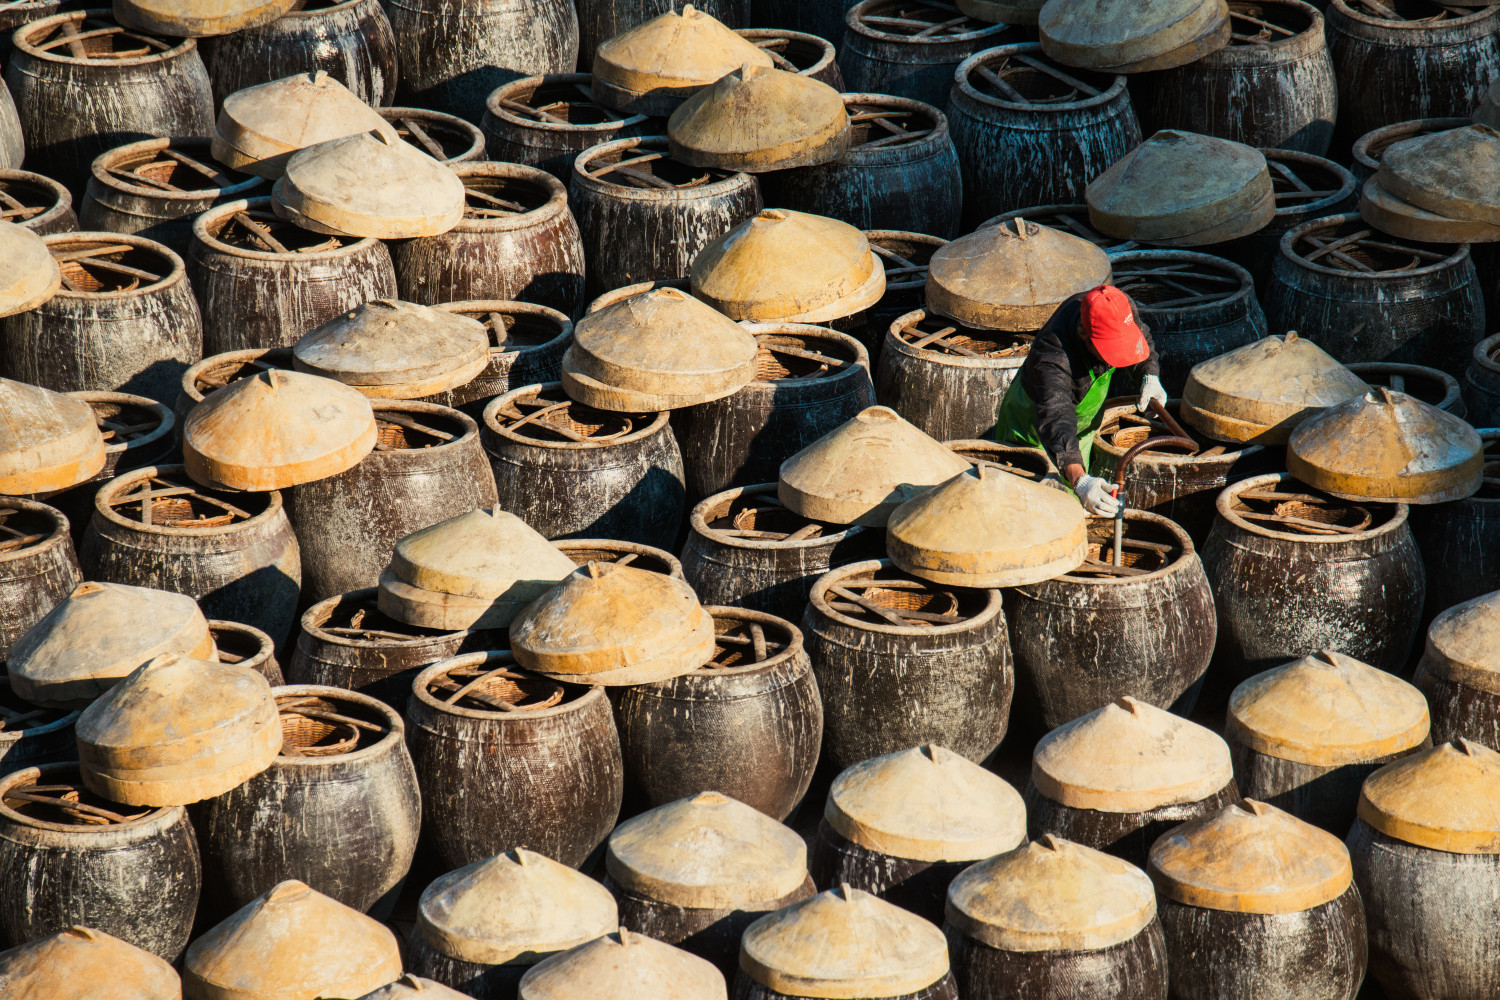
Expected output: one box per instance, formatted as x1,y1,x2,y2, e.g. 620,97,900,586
0,497,73,566
0,168,74,225
1344,362,1462,412
482,381,671,451
265,683,406,768
690,483,869,550
1263,148,1357,221
300,587,474,649
206,618,275,665
0,762,176,834
1044,509,1198,587
686,606,806,676
179,347,294,408
193,196,383,262
1092,399,1261,464
1215,471,1410,542
847,0,1013,44
1107,249,1258,315
87,137,263,203
952,42,1129,113
571,134,754,203
92,463,285,538
432,300,574,358
1327,0,1497,32
1278,212,1468,281
884,308,1032,370
368,399,482,455
836,93,954,166
67,391,175,459
412,652,607,721
12,9,196,67
738,323,872,387
284,0,377,17
486,73,651,136
447,161,570,234
809,558,1005,635
380,107,487,164
1350,117,1472,176
42,230,185,299
735,27,838,77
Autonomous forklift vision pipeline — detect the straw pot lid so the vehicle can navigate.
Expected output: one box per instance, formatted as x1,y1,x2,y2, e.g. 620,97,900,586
886,464,1088,587
0,926,180,1000
592,5,774,115
517,930,727,1000
354,975,474,1000
739,886,949,1000
778,406,972,527
1378,123,1500,227
1033,696,1234,813
419,848,619,967
825,745,1027,863
690,210,884,323
212,71,400,179
7,581,215,708
114,0,298,36
945,836,1158,952
668,64,850,173
293,300,489,398
1287,386,1484,504
1423,591,1500,696
1358,740,1500,854
1359,176,1500,245
1148,799,1353,914
1,221,61,319
0,377,106,494
184,880,403,1000
1039,0,1230,72
925,219,1113,332
509,561,716,685
1181,331,1370,445
183,368,377,491
75,653,281,806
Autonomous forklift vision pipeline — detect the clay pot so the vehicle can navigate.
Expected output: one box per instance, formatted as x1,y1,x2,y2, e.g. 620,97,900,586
875,308,1030,441
841,0,1019,109
425,301,572,418
1414,590,1500,750
208,619,283,686
860,230,946,363
0,498,82,662
480,73,655,182
0,168,77,234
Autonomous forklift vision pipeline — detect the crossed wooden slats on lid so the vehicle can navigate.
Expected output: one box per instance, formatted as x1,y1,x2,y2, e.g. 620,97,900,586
859,0,985,37
107,473,251,528
583,138,726,190
968,48,1104,106
703,617,789,670
427,654,567,712
826,573,970,628
1233,485,1382,536
103,145,237,195
1114,260,1243,310
33,16,171,59
1292,225,1445,274
499,81,648,126
221,210,344,254
276,693,388,756
892,315,1032,359
500,391,637,443
2,777,149,824
48,241,163,293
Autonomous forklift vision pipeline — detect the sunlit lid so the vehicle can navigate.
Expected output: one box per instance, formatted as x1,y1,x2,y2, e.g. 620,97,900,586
212,71,399,179
293,299,489,398
0,221,61,318
1422,591,1500,697
1378,123,1500,227
0,377,106,494
1358,740,1500,854
0,926,180,1000
518,930,727,1000
592,5,774,115
113,0,298,36
1039,0,1230,72
667,64,851,172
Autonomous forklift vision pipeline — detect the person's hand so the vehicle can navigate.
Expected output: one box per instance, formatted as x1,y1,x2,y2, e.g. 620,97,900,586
1136,374,1167,413
1074,474,1121,517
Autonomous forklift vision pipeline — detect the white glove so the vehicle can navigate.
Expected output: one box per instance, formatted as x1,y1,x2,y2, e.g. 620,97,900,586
1074,474,1121,517
1137,374,1167,413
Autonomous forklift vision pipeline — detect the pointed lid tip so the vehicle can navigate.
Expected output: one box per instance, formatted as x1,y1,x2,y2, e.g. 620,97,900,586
1358,739,1500,853
388,507,575,600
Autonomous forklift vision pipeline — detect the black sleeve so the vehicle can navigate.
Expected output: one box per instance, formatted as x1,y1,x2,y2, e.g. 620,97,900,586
1027,348,1086,472
1131,306,1160,380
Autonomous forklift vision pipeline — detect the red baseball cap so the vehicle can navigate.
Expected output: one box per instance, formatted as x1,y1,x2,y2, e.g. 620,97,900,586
1080,285,1149,367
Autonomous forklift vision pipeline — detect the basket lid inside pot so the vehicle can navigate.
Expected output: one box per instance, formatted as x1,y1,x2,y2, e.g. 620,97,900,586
0,221,61,319
212,71,400,179
0,377,106,495
1378,123,1500,227
1148,799,1353,914
1358,740,1500,854
293,300,490,398
1227,650,1430,766
1423,591,1500,696
517,930,726,1000
1039,0,1229,71
0,926,181,999
945,835,1157,952
353,975,474,999
668,66,851,173
592,5,773,111
1032,696,1234,813
113,0,298,37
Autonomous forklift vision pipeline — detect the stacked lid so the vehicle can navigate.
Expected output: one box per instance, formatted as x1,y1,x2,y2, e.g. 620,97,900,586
272,132,464,239
1086,131,1274,244
355,976,474,1000
212,72,399,179
0,926,181,1000
668,65,850,172
1362,124,1500,243
0,378,107,494
518,931,727,1000
1421,591,1500,697
114,0,298,36
1,221,60,318
592,5,774,116
1357,740,1500,854
293,300,490,399
1040,0,1230,72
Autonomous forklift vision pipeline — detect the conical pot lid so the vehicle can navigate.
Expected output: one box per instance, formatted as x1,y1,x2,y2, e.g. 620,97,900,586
1359,176,1500,244
925,219,1113,332
1422,591,1500,696
1227,650,1430,766
419,848,619,967
183,368,377,491
113,0,299,36
212,71,399,179
826,745,1027,863
517,930,727,1000
1358,740,1500,854
739,886,949,1000
1180,331,1370,445
1039,0,1230,72
0,926,181,1000
509,561,716,685
353,976,474,999
1032,696,1234,813
668,65,851,173
778,406,973,527
592,5,774,115
184,880,403,1000
606,791,808,908
945,836,1157,952
1148,799,1353,914
272,130,466,239
886,464,1088,587
1287,386,1483,504
1378,123,1500,227
1,221,61,318
8,581,216,708
0,377,107,494
1086,131,1273,241
293,300,490,398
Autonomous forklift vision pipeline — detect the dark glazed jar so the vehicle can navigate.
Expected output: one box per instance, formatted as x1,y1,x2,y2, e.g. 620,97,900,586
841,0,1019,109
0,168,77,234
0,498,82,662
427,301,572,418
480,73,655,183
876,309,1029,442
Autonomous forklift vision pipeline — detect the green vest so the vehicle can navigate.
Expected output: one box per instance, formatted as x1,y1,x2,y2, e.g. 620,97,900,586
994,365,1115,469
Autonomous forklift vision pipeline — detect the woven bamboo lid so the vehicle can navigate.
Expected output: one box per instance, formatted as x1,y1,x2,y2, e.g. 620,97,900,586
1359,177,1500,244
925,219,1113,332
185,880,403,1000
354,976,475,999
183,368,377,491
668,65,851,172
212,71,399,179
0,221,60,318
1181,332,1370,445
945,836,1157,952
778,406,972,527
1148,799,1353,914
8,581,216,708
293,300,490,398
1033,696,1234,813
825,745,1027,863
0,926,180,1000
1358,740,1500,854
75,653,281,806
1287,387,1483,504
1378,123,1500,227
0,377,106,494
518,930,727,1000
739,886,949,999
113,0,298,36
1423,592,1500,697
1086,131,1273,242
1040,0,1230,72
1227,650,1430,766
592,5,774,115
510,561,716,685
886,464,1088,587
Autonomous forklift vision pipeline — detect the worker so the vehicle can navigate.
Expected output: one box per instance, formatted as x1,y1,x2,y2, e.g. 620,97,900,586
995,284,1164,517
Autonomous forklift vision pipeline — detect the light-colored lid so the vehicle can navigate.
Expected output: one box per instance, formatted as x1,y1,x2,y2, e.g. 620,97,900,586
1181,331,1371,445
778,406,973,527
293,300,490,398
1358,177,1500,244
0,221,61,318
8,581,215,708
1039,0,1229,70
212,71,399,179
0,377,106,494
518,930,727,1000
419,848,619,967
886,464,1088,587
389,508,577,601
183,368,377,491
1086,131,1273,241
354,976,474,1000
1378,123,1500,227
738,886,950,1000
185,880,403,1000
1032,696,1234,813
668,65,851,172
1358,740,1500,854
945,836,1157,952
1227,650,1430,766
1423,591,1500,696
0,926,181,1000
113,0,298,37
924,219,1112,332
593,5,773,99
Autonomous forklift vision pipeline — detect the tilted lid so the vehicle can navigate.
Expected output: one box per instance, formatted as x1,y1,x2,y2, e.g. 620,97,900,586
945,836,1157,952
668,65,851,172
778,406,973,527
113,0,298,36
1181,332,1370,445
1227,650,1430,766
1039,0,1229,71
354,976,474,1000
1358,740,1500,854
1032,696,1234,813
1357,176,1500,245
1287,387,1484,504
738,886,949,999
185,880,403,1000
826,745,1027,863
8,581,215,708
0,926,180,1000
518,930,727,1000
0,378,106,494
1423,591,1500,696
606,791,808,908
419,848,619,966
293,300,489,398
1379,123,1500,227
925,219,1112,332
212,71,399,179
592,5,773,111
509,561,716,685
0,221,60,318
183,368,377,491
886,464,1088,587
1086,131,1273,241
